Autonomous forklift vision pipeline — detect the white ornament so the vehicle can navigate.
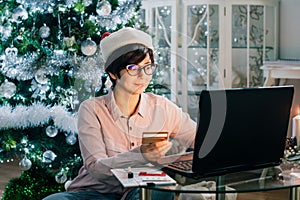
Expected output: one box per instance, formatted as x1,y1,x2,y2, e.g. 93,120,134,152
35,68,49,84
46,125,58,137
83,0,93,6
39,24,51,39
5,46,18,56
55,171,68,184
42,150,57,163
64,180,72,190
12,5,28,23
19,156,32,171
96,0,112,16
66,133,77,145
5,46,18,63
0,81,17,99
81,38,97,56
20,137,28,146
2,25,12,40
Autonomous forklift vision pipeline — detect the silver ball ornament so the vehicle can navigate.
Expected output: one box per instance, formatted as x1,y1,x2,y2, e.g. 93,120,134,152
39,24,51,39
46,125,58,137
5,46,18,63
55,171,68,184
81,38,97,56
42,150,57,163
35,68,48,84
19,156,32,171
66,133,77,145
0,81,17,99
96,0,112,16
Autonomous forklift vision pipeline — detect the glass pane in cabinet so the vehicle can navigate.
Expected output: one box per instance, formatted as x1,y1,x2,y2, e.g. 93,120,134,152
185,4,208,93
151,6,172,48
265,5,276,61
185,4,219,120
232,5,248,47
249,5,264,87
150,6,173,97
186,4,220,90
208,5,219,89
232,5,248,88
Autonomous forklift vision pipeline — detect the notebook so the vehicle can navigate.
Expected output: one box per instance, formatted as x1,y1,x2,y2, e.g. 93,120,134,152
162,86,294,178
111,167,177,187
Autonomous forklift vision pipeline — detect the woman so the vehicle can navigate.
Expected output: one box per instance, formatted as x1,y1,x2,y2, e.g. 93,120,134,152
44,27,196,200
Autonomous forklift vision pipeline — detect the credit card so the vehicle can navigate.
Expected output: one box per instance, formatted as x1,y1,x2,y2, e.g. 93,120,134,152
142,132,168,144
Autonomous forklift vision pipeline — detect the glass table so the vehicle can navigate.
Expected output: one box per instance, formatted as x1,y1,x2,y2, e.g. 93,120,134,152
140,160,300,200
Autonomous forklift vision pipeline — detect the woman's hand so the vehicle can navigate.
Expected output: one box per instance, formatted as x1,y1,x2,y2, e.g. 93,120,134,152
140,140,172,162
165,138,186,155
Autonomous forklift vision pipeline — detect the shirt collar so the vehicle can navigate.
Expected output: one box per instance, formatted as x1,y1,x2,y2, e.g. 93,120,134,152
138,93,147,118
104,90,147,121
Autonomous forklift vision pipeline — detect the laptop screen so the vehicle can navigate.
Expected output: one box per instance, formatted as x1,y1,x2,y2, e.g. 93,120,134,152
192,86,294,177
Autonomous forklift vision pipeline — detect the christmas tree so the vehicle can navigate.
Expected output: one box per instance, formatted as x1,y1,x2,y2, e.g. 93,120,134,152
0,0,146,199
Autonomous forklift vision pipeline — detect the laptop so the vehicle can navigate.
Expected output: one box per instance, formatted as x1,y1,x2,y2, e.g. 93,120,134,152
162,86,294,178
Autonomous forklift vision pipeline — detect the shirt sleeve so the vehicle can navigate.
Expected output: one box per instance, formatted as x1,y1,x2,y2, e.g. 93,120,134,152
77,99,148,180
164,97,197,149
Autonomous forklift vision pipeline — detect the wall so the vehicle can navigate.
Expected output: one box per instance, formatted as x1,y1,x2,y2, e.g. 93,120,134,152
279,0,300,137
279,0,300,60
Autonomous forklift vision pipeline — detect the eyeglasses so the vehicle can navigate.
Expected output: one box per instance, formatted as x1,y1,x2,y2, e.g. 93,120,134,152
125,63,157,76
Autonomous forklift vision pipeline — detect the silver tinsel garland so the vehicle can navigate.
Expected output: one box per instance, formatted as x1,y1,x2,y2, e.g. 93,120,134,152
0,102,78,134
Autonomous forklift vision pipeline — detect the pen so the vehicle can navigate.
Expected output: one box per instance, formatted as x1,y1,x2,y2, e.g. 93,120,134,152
142,179,172,182
145,182,176,186
139,171,166,176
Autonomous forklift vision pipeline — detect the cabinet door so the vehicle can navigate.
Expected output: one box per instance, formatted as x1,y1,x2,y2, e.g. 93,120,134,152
229,1,279,88
181,0,223,118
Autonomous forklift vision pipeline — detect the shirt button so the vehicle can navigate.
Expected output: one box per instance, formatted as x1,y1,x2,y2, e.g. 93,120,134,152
129,127,132,131
131,142,135,147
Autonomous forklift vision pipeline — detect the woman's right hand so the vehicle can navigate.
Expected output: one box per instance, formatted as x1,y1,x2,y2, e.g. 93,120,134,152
140,140,172,162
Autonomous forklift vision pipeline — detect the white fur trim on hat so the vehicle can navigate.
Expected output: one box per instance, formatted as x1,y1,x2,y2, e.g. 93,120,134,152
100,27,154,68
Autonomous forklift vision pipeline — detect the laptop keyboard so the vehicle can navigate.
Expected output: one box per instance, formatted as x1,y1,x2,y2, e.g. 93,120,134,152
168,160,193,171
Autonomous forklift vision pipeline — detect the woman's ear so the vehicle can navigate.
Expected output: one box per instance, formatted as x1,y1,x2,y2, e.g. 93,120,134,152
108,72,117,80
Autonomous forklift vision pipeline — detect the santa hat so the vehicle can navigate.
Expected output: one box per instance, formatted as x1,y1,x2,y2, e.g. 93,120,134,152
100,27,154,69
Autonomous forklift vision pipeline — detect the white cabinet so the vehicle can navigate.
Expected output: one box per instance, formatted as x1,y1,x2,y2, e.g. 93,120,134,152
142,0,279,120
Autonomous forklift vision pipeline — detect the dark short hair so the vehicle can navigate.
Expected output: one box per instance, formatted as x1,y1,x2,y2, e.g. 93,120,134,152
105,44,154,88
